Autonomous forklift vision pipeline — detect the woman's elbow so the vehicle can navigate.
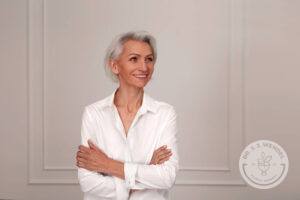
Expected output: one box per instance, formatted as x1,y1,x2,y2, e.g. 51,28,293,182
78,177,92,193
161,165,178,189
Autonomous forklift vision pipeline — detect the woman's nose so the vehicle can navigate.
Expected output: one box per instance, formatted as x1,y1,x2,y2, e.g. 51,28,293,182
139,60,148,70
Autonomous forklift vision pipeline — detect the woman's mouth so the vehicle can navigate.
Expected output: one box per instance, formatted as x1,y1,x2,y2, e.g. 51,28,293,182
133,74,148,79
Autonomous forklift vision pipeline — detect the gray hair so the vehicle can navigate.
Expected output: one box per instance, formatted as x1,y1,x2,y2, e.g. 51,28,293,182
103,30,157,82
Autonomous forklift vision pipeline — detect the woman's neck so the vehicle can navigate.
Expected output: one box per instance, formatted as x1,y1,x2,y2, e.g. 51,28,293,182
114,85,144,113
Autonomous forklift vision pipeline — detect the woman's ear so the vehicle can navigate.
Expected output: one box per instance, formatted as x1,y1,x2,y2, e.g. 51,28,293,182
109,59,119,75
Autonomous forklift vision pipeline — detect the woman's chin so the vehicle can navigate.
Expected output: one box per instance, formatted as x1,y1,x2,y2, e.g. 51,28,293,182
132,81,148,89
127,78,149,88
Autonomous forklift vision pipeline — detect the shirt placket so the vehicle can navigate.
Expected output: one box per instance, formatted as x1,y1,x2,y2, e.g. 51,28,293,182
112,105,145,163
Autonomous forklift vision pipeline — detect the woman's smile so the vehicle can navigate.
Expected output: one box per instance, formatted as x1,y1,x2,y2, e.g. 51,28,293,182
133,73,148,79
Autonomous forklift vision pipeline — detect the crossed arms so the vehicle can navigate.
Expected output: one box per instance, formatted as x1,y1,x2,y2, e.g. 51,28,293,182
76,106,179,198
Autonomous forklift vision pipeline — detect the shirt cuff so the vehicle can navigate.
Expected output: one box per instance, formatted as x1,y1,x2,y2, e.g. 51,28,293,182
124,162,138,188
114,177,129,200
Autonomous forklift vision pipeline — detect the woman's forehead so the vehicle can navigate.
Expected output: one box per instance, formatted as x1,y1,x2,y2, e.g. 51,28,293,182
122,40,153,55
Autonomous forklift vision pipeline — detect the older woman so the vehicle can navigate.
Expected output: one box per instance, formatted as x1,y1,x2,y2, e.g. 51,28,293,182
76,31,179,200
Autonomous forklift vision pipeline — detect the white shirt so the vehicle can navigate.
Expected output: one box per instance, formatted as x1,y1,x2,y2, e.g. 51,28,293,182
78,88,179,200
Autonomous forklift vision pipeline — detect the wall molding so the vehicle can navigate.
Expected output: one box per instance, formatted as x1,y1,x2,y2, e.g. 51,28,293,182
0,193,16,200
28,0,246,186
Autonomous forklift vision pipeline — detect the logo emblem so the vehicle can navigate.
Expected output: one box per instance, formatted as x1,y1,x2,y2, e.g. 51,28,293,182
239,140,289,189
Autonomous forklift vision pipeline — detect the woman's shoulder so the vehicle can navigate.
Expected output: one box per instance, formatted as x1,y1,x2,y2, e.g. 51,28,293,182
148,94,177,116
155,100,175,111
83,94,113,114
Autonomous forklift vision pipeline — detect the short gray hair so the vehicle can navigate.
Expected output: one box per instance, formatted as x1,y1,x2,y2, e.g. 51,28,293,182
103,30,157,82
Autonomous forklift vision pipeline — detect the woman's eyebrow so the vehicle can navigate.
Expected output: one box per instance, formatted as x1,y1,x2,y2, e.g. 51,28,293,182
128,53,140,56
128,53,153,57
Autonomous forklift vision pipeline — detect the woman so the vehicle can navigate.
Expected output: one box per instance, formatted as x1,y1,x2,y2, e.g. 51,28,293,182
76,31,179,200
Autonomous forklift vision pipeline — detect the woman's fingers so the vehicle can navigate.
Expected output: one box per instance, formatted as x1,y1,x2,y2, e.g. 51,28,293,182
76,159,86,167
157,152,172,164
150,146,165,164
154,146,169,157
156,148,172,158
76,142,109,172
76,155,87,162
76,155,87,167
157,155,171,165
78,145,90,153
156,145,167,152
77,150,90,160
150,145,172,165
152,148,172,164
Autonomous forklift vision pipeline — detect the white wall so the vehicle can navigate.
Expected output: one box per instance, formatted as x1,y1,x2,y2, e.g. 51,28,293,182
0,0,299,199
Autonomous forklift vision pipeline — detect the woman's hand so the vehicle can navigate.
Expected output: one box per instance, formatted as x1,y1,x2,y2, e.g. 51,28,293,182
150,145,172,165
76,140,110,173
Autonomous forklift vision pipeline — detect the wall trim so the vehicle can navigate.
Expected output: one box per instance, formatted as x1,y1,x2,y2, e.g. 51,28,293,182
28,0,246,185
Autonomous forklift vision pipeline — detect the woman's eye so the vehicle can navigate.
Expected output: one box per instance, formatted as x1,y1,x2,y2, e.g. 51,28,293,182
146,57,153,62
130,57,137,62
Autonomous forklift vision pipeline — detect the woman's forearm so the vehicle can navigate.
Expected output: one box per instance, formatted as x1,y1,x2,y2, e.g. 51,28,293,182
105,158,125,180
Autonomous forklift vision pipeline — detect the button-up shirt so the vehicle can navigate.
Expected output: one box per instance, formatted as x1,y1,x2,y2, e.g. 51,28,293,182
78,88,179,200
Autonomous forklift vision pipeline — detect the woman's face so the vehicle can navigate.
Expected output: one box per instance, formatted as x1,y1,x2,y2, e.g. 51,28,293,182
111,40,155,88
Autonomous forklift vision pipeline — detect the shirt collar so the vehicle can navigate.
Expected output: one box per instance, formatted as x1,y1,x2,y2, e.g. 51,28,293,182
104,88,158,114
